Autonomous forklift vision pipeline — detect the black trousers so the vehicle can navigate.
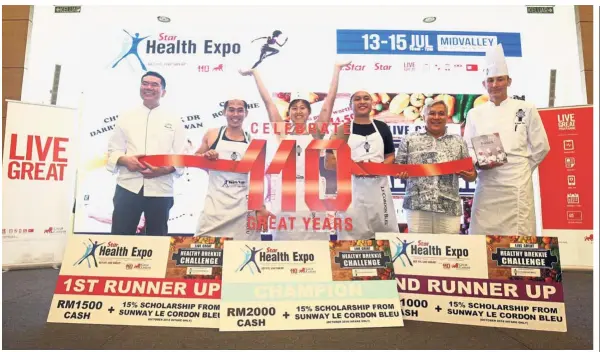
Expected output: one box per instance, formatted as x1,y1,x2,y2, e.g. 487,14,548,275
111,185,174,236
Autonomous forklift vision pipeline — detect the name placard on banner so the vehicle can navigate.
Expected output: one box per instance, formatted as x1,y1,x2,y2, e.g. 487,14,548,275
219,240,404,331
47,235,226,328
376,233,566,332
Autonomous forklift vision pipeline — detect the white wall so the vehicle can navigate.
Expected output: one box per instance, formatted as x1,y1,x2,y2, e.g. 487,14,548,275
22,5,586,108
22,6,86,108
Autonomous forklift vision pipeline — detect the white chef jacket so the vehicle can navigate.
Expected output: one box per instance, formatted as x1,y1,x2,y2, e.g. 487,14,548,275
463,98,550,235
106,104,186,197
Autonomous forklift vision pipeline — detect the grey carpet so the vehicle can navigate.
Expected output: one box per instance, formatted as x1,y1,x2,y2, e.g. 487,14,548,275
2,268,593,350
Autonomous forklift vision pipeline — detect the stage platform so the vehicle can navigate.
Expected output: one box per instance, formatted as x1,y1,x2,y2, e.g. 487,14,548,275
2,269,593,350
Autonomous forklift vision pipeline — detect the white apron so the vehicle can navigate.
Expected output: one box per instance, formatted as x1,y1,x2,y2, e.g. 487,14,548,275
195,127,260,240
467,100,538,236
339,120,399,240
272,130,330,240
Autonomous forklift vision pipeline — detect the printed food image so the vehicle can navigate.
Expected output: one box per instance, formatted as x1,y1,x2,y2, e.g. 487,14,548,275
271,92,497,128
329,240,394,282
486,235,561,282
372,93,486,125
165,236,229,280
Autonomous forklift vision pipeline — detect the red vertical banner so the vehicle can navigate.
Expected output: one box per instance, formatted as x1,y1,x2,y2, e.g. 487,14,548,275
538,105,593,268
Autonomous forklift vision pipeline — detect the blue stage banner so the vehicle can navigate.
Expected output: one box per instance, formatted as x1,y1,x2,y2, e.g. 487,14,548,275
337,30,522,57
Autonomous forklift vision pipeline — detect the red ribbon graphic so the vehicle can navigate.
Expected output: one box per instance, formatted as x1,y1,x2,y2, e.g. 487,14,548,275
140,139,474,212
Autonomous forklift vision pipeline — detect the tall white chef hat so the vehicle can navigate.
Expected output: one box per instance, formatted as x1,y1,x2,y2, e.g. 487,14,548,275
484,44,509,78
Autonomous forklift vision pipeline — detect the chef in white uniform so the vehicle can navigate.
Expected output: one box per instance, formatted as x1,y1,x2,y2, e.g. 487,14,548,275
106,71,186,236
326,90,400,240
240,61,351,240
464,44,550,236
194,98,269,239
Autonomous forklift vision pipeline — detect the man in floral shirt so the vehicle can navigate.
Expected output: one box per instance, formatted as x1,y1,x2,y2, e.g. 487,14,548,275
396,100,477,234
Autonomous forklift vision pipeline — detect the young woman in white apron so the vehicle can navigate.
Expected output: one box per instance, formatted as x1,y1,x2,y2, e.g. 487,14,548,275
326,91,400,240
194,100,263,240
240,61,351,240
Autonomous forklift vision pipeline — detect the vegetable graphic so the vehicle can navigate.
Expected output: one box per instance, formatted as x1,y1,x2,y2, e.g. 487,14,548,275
409,93,425,108
389,93,410,115
452,94,466,123
474,95,489,107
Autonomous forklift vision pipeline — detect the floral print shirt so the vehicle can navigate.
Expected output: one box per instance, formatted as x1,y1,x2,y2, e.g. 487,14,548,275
395,129,470,216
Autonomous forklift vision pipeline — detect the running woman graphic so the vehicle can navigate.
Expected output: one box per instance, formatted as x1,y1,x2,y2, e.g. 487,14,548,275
238,245,263,273
112,29,150,71
75,239,105,268
251,30,288,69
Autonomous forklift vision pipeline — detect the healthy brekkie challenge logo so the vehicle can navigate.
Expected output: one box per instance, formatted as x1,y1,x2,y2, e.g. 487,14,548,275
333,249,392,269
